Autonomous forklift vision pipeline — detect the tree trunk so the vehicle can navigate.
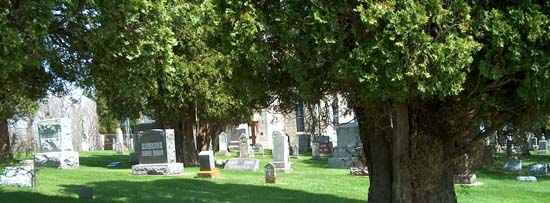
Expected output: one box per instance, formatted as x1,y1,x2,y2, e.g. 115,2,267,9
356,102,457,203
0,118,13,162
174,112,199,166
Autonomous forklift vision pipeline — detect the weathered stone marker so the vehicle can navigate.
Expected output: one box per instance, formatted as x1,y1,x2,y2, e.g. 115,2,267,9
34,118,79,169
132,129,184,175
528,163,548,176
218,132,229,156
257,143,265,156
239,133,250,158
224,158,260,171
79,187,93,200
197,151,220,178
265,163,276,184
272,131,291,172
311,143,320,160
503,160,522,172
115,127,124,154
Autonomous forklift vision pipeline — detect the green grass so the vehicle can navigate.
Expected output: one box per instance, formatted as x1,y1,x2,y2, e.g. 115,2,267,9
0,151,549,202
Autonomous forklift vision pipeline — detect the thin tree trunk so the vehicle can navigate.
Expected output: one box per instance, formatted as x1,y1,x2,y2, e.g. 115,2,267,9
0,118,13,162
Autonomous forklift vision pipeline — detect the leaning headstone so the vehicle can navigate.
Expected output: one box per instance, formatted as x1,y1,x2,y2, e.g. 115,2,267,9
517,176,537,182
538,139,548,154
79,187,93,200
265,163,276,183
239,133,250,158
0,166,35,187
272,131,291,172
311,143,320,160
197,151,220,178
218,132,229,155
34,118,79,169
132,129,184,175
528,163,548,176
503,160,522,172
224,158,260,171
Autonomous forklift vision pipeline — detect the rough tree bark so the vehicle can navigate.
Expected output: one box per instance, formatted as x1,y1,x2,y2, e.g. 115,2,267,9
0,118,13,162
356,102,458,203
174,112,199,166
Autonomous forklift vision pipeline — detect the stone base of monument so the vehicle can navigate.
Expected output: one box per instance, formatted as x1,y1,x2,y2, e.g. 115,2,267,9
328,157,357,168
272,161,292,173
132,163,184,175
197,168,221,178
0,166,35,187
34,151,79,169
538,150,548,154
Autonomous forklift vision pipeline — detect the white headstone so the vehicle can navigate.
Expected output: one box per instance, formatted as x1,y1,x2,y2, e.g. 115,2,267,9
218,132,228,155
239,133,250,158
272,131,291,172
115,127,124,154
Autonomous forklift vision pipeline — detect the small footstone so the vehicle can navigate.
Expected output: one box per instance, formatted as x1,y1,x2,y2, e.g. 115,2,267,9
79,187,93,200
516,176,537,182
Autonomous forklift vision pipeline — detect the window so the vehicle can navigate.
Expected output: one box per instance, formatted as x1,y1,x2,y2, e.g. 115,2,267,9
332,97,339,125
296,101,305,132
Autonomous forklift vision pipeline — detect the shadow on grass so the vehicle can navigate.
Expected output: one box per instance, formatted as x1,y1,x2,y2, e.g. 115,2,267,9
0,190,77,203
56,178,365,203
79,153,131,169
300,157,329,168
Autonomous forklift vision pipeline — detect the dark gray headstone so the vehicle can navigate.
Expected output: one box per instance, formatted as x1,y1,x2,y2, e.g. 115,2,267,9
139,130,168,164
503,160,522,172
528,163,548,176
198,151,215,171
79,187,93,200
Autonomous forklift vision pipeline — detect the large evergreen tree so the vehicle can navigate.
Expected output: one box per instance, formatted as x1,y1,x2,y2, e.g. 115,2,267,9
216,1,550,202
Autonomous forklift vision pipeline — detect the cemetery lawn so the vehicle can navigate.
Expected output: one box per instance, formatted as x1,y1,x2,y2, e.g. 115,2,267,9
0,151,548,203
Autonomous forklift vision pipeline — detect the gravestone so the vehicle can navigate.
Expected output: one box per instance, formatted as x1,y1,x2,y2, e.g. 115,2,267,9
292,145,299,158
224,158,260,171
517,176,537,182
312,143,320,160
115,127,124,154
230,128,247,148
218,132,229,155
528,136,538,151
197,151,220,178
272,131,291,172
0,166,35,187
256,143,265,156
329,122,363,168
313,136,332,156
528,163,548,176
79,187,93,200
34,118,79,169
538,138,548,154
132,129,184,175
503,160,522,172
265,163,276,183
239,133,250,158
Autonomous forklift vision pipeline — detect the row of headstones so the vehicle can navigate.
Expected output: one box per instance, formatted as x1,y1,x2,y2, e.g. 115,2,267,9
503,160,549,182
